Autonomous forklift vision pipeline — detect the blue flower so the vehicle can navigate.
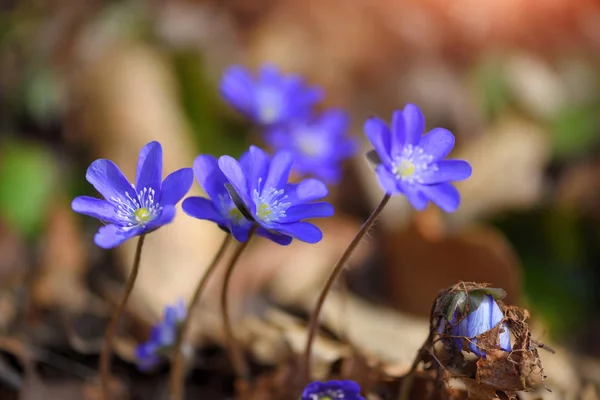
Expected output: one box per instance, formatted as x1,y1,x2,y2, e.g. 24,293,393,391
71,141,193,249
182,154,253,242
265,109,357,184
218,146,334,245
136,300,186,371
220,64,323,126
364,104,472,212
451,295,512,358
301,380,365,400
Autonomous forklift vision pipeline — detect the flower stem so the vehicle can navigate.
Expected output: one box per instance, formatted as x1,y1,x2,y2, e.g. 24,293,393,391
301,193,391,383
221,225,257,386
99,234,146,400
170,233,233,400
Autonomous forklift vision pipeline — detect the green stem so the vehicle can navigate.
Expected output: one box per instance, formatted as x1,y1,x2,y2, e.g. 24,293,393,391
169,233,233,400
221,225,257,385
99,234,146,400
301,194,391,383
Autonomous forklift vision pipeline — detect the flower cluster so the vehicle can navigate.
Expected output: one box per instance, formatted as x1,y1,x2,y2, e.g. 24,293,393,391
136,300,187,370
220,64,357,184
301,380,365,400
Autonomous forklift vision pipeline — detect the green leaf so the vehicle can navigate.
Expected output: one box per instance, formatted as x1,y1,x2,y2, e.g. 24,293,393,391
0,141,58,238
549,105,599,158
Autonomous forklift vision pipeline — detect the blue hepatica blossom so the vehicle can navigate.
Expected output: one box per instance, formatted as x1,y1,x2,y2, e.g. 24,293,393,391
265,109,357,184
182,154,253,242
365,104,472,212
71,141,193,249
301,380,366,400
220,64,323,126
217,145,334,245
451,295,512,358
136,300,187,371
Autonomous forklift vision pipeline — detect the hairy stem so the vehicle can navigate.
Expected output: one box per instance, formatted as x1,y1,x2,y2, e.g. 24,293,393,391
221,226,257,385
302,193,391,383
99,234,146,400
170,233,233,400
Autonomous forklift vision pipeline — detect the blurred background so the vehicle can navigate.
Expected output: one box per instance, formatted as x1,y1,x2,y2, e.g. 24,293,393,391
1,0,600,398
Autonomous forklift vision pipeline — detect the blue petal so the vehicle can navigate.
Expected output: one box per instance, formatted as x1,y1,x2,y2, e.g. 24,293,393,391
319,109,349,135
262,150,293,192
193,155,229,200
401,104,425,147
230,224,252,242
390,110,406,157
286,179,329,204
420,160,472,184
419,183,460,213
271,222,323,244
259,64,282,84
71,196,121,224
220,66,255,116
94,224,141,249
418,128,455,162
86,159,136,204
164,300,186,326
282,202,334,223
244,146,270,194
145,205,176,232
160,168,193,206
364,117,392,165
218,156,252,206
499,323,512,351
182,197,227,225
398,182,429,211
256,227,293,245
375,165,400,195
135,141,163,196
466,295,496,338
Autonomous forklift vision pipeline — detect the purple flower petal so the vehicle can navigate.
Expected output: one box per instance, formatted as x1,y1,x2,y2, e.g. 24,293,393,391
499,323,512,351
220,66,255,117
364,117,392,165
244,146,270,194
135,141,163,196
262,150,294,192
145,205,176,231
71,196,121,224
160,168,193,206
282,202,334,223
398,182,429,211
271,221,323,244
86,159,136,204
418,128,455,162
286,178,329,204
420,160,472,184
256,227,293,245
182,197,226,225
193,155,229,200
218,156,252,206
375,165,400,195
94,224,141,249
419,183,460,213
401,104,425,147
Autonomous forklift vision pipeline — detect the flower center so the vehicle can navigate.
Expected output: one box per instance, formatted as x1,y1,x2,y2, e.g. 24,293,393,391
112,186,162,228
309,390,345,400
218,194,247,225
252,185,291,223
256,87,282,124
390,145,437,184
295,130,327,157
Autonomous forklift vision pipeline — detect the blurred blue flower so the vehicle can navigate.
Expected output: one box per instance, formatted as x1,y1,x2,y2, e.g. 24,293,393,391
220,64,323,126
364,104,472,212
71,141,193,249
218,146,334,245
265,109,357,184
451,295,512,358
301,380,365,400
182,154,253,242
136,300,186,371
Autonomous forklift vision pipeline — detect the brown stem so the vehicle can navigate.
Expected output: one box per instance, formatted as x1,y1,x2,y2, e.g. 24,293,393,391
99,234,146,400
221,225,257,385
169,233,233,400
302,193,391,383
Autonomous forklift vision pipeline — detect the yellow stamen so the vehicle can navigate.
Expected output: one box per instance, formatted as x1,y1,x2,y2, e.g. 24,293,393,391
134,208,151,223
395,159,415,178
